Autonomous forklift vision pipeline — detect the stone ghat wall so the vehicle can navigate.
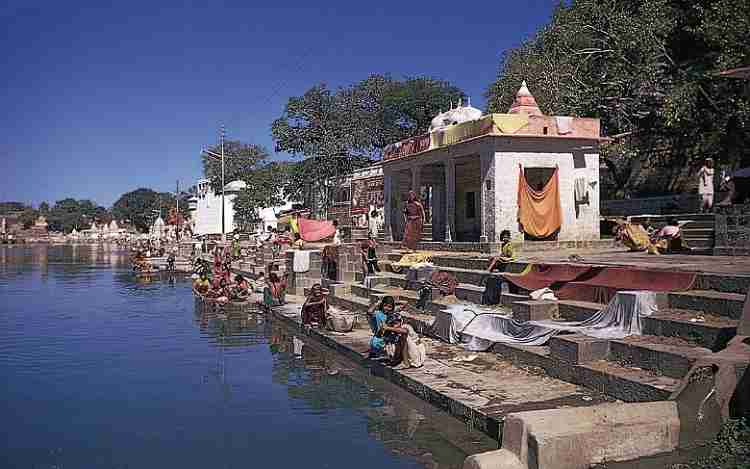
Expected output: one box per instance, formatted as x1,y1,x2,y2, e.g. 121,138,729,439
602,194,702,217
284,250,322,296
715,204,750,256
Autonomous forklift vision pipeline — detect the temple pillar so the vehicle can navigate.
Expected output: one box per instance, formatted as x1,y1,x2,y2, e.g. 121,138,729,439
480,150,495,243
383,168,394,242
411,165,422,193
445,159,455,242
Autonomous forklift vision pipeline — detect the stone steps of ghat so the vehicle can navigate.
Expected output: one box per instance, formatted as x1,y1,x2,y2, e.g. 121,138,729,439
320,251,743,401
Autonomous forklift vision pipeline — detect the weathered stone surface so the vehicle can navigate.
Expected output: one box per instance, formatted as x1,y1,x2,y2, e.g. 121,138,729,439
512,300,558,322
502,402,679,469
549,335,610,364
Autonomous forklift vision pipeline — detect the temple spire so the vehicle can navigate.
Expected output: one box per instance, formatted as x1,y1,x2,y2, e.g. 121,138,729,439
508,80,543,116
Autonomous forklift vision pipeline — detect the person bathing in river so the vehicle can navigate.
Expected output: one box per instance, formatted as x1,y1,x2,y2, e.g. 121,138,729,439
231,274,250,301
263,272,288,308
193,273,211,296
301,283,328,326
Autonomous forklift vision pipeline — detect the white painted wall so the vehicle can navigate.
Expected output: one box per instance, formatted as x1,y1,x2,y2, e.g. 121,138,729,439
494,148,600,241
193,179,239,235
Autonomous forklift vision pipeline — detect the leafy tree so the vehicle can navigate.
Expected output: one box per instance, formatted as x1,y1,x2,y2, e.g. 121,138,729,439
485,0,750,197
231,163,289,231
201,141,269,194
46,198,104,233
39,202,50,213
111,189,187,233
19,208,39,229
272,75,465,213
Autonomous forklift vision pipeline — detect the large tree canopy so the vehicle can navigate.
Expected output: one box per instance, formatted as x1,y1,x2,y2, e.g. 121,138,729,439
111,189,187,233
231,162,289,231
272,74,465,211
202,141,270,194
486,0,750,197
43,198,109,233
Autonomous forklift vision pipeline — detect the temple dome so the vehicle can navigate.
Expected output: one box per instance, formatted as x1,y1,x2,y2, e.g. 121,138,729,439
429,98,483,132
153,216,165,227
224,180,247,192
508,81,543,116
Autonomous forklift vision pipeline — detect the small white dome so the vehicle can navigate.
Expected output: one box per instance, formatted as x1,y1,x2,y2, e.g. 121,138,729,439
223,180,247,192
429,97,482,132
430,110,451,132
153,217,165,227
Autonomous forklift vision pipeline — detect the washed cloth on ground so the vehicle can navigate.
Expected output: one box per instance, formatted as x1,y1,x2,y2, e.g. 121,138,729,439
431,291,659,351
502,264,696,303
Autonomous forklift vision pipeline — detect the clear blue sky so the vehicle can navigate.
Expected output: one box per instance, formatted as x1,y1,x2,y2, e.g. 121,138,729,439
0,1,556,208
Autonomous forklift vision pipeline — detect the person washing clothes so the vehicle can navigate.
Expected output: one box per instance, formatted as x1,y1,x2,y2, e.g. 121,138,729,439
301,284,328,326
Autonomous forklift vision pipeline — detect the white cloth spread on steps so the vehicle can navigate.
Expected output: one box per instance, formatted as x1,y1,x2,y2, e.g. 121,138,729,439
431,291,659,350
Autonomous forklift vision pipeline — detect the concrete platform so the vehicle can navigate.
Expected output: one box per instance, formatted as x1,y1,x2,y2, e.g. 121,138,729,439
269,298,612,441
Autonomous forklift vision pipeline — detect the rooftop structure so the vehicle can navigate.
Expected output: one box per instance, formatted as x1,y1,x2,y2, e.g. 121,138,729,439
381,82,605,244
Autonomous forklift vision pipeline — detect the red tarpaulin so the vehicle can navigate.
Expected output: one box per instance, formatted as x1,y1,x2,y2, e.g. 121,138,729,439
501,264,593,292
502,264,697,304
298,217,335,242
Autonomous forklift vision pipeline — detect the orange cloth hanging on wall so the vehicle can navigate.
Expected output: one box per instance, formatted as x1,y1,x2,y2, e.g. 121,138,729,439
517,165,562,238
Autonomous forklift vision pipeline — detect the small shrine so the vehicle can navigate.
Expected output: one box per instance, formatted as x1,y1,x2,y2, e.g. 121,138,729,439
381,81,605,244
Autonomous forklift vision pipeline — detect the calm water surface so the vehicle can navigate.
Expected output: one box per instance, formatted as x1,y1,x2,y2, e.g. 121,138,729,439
1,245,496,469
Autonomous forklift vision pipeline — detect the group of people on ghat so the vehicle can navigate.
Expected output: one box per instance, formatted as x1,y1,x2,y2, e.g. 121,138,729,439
614,217,689,255
192,245,254,304
192,239,291,310
130,239,178,273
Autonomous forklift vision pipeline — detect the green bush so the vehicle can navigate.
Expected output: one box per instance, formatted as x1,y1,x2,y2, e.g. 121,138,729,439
673,418,750,469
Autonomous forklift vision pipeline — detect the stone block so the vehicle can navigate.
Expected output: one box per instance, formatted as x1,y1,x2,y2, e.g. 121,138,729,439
501,293,528,307
501,401,679,469
512,300,558,322
462,449,523,469
549,334,610,364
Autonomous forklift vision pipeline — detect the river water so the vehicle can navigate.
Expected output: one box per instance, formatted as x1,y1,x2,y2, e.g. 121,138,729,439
1,245,496,469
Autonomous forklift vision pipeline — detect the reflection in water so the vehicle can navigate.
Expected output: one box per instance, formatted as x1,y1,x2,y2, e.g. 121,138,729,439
268,324,497,468
1,245,495,469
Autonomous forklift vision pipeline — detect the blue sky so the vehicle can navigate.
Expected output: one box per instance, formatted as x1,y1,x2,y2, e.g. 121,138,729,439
0,1,556,207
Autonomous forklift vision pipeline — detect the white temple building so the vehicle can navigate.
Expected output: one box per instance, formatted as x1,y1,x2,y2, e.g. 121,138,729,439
150,216,166,238
189,178,294,236
190,178,244,236
381,82,605,244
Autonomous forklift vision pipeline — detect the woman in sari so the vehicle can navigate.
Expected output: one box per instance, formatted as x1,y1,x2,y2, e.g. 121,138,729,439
402,191,425,252
301,284,328,326
263,272,288,308
367,296,395,359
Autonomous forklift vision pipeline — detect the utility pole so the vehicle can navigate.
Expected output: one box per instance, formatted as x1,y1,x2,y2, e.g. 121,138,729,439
220,124,226,242
176,179,180,242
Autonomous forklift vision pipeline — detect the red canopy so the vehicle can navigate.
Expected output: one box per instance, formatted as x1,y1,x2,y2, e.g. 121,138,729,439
298,217,335,242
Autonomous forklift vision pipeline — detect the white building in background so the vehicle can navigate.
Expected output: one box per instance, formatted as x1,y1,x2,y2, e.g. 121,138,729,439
189,177,294,236
190,178,244,236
